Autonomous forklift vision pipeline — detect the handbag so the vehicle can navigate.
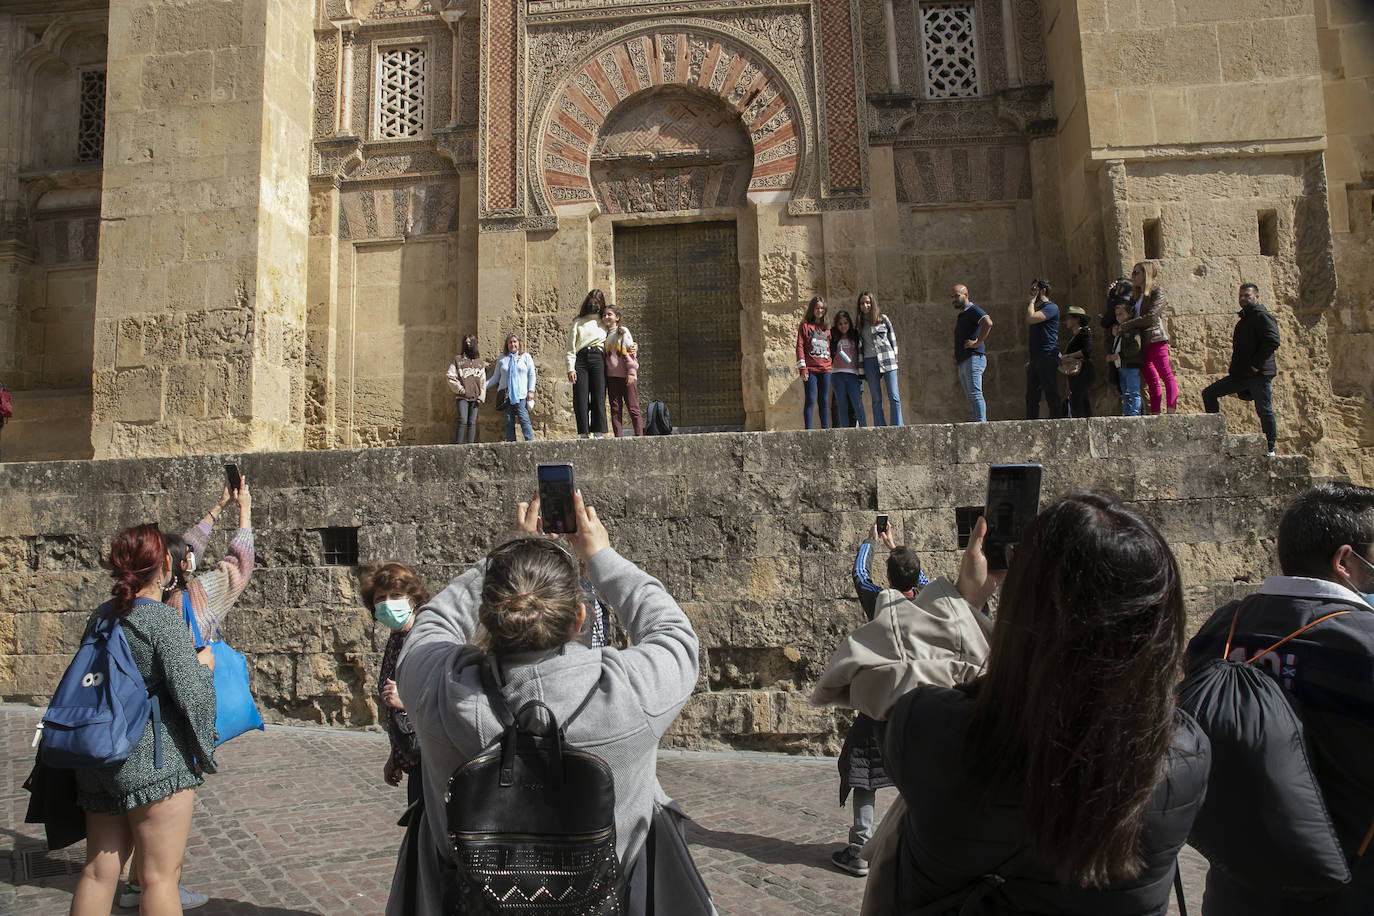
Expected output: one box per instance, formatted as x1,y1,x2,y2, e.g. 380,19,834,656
390,709,422,768
1057,357,1082,376
647,801,716,916
185,593,265,746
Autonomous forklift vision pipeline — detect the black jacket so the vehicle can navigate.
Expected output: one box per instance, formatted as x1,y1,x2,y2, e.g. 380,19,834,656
885,685,1210,915
1228,302,1280,378
1186,583,1374,914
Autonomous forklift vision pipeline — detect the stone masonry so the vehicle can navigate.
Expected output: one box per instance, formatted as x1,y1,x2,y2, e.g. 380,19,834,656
0,418,1311,753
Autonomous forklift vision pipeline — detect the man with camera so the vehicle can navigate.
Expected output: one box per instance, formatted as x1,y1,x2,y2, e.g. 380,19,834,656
1024,278,1063,419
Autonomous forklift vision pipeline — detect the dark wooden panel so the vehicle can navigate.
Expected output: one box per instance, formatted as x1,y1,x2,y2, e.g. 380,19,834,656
613,221,743,428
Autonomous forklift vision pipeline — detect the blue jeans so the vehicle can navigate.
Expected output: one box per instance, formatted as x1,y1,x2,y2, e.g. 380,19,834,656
803,372,831,429
956,354,986,422
863,358,902,426
831,373,865,427
1117,367,1142,416
456,399,479,444
504,397,533,441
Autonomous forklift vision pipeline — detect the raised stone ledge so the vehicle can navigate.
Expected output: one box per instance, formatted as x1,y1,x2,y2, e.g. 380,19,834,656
0,416,1306,753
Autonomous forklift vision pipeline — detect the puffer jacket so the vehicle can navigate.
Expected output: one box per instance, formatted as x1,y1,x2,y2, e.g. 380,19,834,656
885,685,1211,915
1119,286,1169,345
1227,302,1280,379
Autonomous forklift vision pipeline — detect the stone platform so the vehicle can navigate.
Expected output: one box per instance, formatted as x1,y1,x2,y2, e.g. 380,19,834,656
0,705,1207,915
0,416,1310,753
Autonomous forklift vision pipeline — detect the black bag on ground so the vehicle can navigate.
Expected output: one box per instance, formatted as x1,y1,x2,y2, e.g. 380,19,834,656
444,661,621,915
1177,607,1354,897
644,401,672,436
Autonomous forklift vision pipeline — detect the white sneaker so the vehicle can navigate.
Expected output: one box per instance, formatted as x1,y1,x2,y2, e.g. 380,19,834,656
117,883,209,910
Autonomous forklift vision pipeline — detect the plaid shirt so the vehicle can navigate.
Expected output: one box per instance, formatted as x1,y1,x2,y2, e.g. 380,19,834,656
862,316,900,373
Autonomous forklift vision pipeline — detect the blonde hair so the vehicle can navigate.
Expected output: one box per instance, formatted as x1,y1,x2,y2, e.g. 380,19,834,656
1132,261,1158,295
479,537,583,653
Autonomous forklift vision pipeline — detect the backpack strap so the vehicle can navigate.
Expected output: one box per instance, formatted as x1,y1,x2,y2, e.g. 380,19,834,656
1222,606,1354,662
1359,816,1374,858
1173,866,1187,916
119,602,166,770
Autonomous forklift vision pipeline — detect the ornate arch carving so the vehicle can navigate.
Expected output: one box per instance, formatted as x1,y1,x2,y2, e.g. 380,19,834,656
530,21,809,215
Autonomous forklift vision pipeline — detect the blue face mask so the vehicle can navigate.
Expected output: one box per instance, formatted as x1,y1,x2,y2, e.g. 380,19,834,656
374,597,413,630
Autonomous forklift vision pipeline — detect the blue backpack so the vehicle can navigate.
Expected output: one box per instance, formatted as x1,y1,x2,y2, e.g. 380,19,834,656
39,602,162,770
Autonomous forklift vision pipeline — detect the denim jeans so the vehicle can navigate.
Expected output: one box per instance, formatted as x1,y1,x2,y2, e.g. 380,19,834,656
831,372,865,427
1203,373,1276,451
456,399,479,444
503,397,533,441
956,354,987,422
802,371,831,429
1117,367,1142,416
848,787,876,849
863,358,902,426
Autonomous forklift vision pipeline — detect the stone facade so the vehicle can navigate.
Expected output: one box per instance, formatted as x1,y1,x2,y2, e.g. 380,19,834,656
0,418,1314,750
0,0,1367,478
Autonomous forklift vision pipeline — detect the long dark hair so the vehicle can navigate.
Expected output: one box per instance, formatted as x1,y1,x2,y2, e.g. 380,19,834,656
855,290,883,329
969,493,1186,887
578,289,606,319
830,310,859,359
462,335,480,360
107,524,167,619
163,531,190,596
803,295,826,326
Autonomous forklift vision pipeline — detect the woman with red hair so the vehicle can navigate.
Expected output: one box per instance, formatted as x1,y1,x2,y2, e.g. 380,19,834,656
69,524,217,916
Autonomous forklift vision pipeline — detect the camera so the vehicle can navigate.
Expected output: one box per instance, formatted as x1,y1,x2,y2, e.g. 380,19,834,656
1107,278,1134,305
1030,278,1051,296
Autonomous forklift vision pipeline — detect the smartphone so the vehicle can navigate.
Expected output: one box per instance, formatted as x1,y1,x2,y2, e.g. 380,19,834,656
982,464,1042,571
876,514,889,534
225,462,241,494
537,463,577,534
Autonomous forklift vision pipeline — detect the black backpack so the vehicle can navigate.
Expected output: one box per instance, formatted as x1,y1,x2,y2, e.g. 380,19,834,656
445,661,621,915
644,401,672,436
1177,607,1355,898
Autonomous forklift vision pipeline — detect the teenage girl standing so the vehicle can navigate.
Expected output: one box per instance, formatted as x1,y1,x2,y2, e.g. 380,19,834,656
796,296,832,430
567,289,609,437
856,291,903,426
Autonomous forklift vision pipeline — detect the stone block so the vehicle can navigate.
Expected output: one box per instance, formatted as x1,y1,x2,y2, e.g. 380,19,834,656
140,51,214,108
1173,0,1308,22
1187,79,1326,144
1218,17,1321,82
1080,26,1223,90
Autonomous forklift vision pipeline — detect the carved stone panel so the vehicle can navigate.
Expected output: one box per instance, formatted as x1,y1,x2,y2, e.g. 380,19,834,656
892,143,1031,204
591,88,753,213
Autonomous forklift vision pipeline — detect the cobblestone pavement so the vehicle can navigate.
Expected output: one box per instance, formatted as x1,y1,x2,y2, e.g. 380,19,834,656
2,705,1206,915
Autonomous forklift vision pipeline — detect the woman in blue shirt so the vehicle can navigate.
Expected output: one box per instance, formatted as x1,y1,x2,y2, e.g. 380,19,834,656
486,333,537,441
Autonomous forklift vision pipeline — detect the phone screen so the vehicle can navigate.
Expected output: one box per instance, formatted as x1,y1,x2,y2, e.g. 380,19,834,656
982,464,1042,571
537,463,577,534
225,462,241,493
876,514,889,534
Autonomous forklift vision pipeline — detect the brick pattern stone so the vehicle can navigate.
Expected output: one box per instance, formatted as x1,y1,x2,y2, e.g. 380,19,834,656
482,0,521,214
815,0,865,193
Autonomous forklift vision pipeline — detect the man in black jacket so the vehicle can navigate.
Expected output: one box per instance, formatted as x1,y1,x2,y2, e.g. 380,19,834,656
1185,483,1374,915
1202,282,1281,455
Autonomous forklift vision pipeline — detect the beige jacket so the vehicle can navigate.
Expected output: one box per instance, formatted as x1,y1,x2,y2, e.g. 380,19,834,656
810,578,993,720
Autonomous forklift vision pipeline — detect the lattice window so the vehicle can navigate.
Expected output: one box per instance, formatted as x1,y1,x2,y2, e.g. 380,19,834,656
77,69,106,163
377,46,426,138
921,3,980,99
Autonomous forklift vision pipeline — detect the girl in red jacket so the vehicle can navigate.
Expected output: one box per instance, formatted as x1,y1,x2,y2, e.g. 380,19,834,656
797,295,832,429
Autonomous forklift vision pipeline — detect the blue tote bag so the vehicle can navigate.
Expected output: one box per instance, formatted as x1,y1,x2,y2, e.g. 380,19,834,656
183,593,265,746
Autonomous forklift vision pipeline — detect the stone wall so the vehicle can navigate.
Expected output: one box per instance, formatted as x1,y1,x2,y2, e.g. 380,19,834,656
0,417,1311,753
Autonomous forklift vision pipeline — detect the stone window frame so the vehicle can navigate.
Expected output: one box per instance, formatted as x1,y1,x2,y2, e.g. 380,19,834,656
76,66,106,164
916,1,983,101
371,37,431,142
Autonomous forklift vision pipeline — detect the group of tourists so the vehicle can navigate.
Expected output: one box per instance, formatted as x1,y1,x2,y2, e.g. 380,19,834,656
795,291,904,430
28,462,1374,915
944,263,1281,453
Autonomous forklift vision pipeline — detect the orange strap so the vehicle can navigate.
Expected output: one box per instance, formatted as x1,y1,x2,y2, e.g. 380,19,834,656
1222,607,1354,662
1360,817,1374,858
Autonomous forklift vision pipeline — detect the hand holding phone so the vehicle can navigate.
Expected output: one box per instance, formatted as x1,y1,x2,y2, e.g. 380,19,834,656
876,514,889,534
225,462,242,495
537,463,577,534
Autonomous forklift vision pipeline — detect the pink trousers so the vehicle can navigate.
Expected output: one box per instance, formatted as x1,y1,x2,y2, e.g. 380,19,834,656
1141,341,1178,413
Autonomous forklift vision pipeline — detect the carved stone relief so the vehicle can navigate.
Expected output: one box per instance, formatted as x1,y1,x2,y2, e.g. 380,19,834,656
338,181,460,239
892,143,1031,204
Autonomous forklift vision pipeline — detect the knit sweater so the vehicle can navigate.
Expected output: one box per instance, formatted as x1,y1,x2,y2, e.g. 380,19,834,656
389,547,699,916
166,518,254,647
74,598,217,814
567,315,609,372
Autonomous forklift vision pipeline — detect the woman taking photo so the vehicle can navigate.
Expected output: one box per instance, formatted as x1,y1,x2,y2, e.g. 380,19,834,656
1059,305,1096,418
602,305,643,437
359,562,430,804
567,289,609,437
884,494,1210,914
386,492,699,915
69,524,217,916
163,478,254,655
796,295,832,430
830,309,865,427
856,291,902,426
446,335,487,444
487,332,537,442
1119,261,1178,415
